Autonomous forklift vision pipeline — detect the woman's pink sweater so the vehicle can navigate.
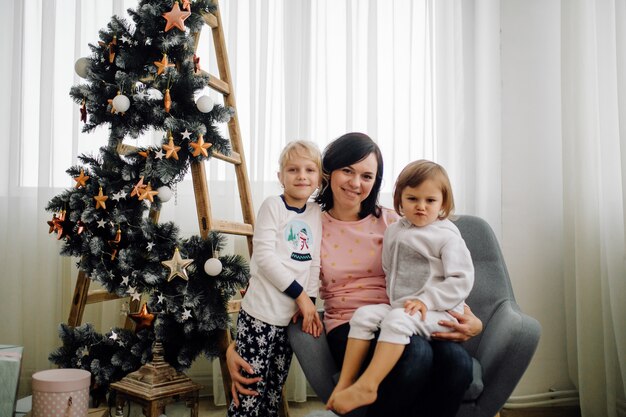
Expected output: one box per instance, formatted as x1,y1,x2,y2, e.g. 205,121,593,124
319,208,399,333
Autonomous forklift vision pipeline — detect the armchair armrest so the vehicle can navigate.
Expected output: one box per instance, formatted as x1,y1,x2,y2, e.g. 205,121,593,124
470,300,541,416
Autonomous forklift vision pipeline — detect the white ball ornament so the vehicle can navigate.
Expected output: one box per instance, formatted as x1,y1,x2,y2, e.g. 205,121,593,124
157,186,173,202
196,95,214,113
112,94,131,113
204,258,223,276
74,57,90,78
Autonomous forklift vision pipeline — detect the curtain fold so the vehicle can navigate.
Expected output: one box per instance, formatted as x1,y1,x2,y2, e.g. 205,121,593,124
561,0,626,415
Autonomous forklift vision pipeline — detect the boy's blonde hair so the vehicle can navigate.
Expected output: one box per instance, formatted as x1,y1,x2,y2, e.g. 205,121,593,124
393,159,455,220
279,140,322,174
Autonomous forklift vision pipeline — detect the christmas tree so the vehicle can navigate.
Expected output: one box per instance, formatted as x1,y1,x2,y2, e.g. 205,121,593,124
45,0,249,392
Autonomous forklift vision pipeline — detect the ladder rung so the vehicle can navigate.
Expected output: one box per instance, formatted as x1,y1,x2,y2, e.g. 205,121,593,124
206,72,230,95
86,290,125,304
88,289,241,313
202,12,218,29
213,150,241,165
213,220,254,236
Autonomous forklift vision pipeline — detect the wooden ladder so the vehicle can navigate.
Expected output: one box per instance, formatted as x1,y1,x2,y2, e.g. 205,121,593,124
67,1,290,415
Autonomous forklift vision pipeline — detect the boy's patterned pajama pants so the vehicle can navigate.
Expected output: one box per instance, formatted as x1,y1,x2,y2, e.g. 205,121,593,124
227,309,292,417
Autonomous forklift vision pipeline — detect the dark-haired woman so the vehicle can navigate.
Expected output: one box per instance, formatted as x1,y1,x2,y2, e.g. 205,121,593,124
228,132,482,417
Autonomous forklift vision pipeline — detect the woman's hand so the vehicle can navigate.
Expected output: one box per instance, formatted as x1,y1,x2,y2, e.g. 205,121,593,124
431,304,483,342
226,342,261,407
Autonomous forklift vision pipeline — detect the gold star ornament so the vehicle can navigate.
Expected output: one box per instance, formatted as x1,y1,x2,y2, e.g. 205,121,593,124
162,135,181,160
74,169,90,188
94,187,109,210
154,54,175,76
138,184,159,202
161,248,194,282
190,134,212,157
162,1,191,32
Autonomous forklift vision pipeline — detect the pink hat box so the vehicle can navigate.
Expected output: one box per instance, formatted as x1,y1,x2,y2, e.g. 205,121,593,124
32,369,91,417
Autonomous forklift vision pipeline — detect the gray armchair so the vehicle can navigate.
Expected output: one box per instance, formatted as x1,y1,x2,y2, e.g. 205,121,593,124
454,215,541,416
288,215,541,417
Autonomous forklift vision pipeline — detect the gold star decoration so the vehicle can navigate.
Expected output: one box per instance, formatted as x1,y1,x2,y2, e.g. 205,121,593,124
181,0,191,11
107,227,122,260
161,248,194,282
162,1,191,32
131,177,147,198
129,303,156,333
162,135,181,160
94,186,109,210
190,134,212,157
74,169,90,188
153,54,175,76
138,183,159,202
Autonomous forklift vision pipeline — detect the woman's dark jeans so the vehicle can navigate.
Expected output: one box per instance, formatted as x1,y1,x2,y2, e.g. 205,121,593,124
327,322,473,417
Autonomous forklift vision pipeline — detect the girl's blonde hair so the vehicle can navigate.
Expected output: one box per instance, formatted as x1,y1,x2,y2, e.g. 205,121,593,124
279,140,322,173
393,159,455,220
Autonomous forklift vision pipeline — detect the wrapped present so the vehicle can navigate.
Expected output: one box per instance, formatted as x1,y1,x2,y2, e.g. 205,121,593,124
0,344,23,417
32,369,91,417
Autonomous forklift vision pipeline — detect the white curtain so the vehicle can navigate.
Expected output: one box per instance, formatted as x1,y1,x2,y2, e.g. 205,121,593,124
23,0,626,413
561,0,626,415
1,0,487,405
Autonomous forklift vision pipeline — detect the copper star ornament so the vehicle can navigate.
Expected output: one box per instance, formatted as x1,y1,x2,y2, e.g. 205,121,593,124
47,213,59,234
129,303,155,333
138,184,159,202
162,1,191,32
74,169,90,188
161,248,194,282
162,135,181,160
94,186,109,210
189,134,212,158
154,54,175,76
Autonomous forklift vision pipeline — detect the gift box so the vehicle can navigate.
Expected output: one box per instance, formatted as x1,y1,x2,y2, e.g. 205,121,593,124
32,369,91,417
0,344,23,417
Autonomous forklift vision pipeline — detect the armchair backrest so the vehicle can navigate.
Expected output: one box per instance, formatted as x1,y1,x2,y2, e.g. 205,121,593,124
452,215,516,356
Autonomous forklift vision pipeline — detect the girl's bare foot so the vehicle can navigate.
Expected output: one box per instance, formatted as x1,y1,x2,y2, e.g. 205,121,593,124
331,382,377,414
326,381,352,410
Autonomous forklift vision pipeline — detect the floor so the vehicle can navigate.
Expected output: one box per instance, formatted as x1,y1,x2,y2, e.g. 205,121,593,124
81,397,582,417
194,398,582,417
199,398,328,417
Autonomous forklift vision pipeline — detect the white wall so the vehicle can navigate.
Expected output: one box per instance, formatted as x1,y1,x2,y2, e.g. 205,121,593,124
500,0,574,394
